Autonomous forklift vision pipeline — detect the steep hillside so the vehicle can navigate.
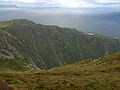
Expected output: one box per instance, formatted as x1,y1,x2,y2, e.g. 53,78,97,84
0,19,120,69
0,53,120,90
0,29,29,71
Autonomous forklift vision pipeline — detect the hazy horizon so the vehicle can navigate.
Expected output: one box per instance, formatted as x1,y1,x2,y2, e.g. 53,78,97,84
0,7,120,39
0,0,120,39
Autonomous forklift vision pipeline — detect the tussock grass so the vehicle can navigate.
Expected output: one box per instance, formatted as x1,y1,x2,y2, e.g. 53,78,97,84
0,53,120,90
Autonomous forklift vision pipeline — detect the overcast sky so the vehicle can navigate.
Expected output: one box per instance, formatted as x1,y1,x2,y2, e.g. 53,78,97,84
0,0,120,8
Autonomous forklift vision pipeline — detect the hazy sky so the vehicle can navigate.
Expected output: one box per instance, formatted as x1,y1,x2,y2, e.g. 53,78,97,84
0,0,120,8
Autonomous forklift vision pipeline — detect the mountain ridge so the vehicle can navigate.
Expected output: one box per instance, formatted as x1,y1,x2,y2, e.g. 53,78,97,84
0,19,120,69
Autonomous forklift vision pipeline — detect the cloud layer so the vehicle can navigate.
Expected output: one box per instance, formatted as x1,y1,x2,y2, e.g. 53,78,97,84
0,0,120,8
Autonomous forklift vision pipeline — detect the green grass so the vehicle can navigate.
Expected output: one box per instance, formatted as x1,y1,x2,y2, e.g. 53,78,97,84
0,53,120,90
0,24,8,29
0,57,29,71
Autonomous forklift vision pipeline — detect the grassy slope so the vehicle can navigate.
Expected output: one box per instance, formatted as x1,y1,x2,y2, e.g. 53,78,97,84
0,26,29,71
0,58,29,71
0,53,120,90
0,19,120,69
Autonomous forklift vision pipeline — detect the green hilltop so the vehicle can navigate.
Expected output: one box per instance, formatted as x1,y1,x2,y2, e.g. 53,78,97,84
0,19,119,70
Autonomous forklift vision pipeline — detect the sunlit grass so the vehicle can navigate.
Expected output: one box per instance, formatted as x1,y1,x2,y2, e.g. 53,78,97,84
0,53,120,90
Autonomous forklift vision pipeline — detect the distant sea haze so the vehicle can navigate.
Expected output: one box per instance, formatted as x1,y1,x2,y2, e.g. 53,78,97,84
0,8,120,40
